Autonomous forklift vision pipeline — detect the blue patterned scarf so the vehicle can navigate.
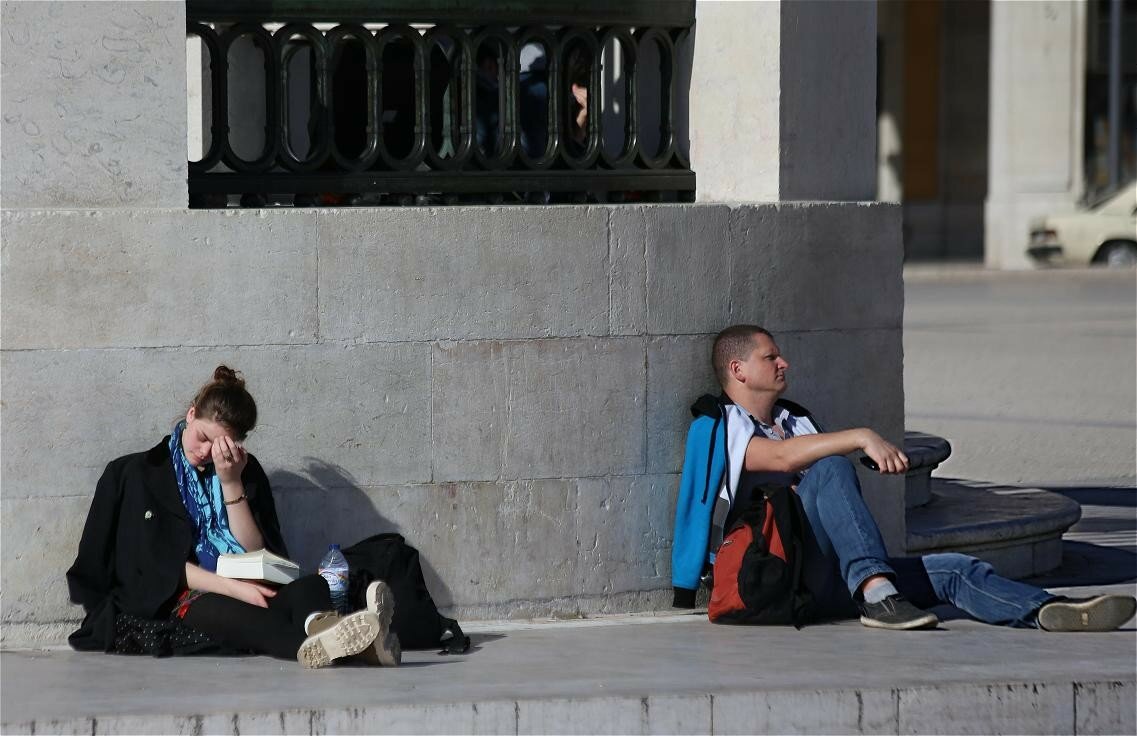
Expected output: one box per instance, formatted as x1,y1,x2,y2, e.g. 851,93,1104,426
169,421,245,571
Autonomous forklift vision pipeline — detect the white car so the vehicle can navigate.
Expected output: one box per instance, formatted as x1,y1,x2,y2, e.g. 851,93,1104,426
1027,183,1137,267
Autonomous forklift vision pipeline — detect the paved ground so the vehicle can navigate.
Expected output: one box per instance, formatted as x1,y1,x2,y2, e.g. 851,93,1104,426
3,268,1135,735
904,268,1136,591
904,267,1135,488
3,607,1135,734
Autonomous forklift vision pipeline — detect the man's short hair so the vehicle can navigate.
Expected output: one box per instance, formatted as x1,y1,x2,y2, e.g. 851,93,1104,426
712,324,773,386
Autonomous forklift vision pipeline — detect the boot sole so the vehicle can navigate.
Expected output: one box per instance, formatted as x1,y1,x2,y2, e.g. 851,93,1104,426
1038,595,1137,632
298,611,381,669
366,581,402,666
859,612,939,630
366,581,396,629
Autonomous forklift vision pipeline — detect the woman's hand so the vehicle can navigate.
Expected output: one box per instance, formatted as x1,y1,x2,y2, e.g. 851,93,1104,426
224,578,277,608
212,436,248,484
858,429,909,475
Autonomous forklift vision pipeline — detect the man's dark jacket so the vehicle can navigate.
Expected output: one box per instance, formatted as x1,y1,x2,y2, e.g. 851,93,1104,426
65,438,288,652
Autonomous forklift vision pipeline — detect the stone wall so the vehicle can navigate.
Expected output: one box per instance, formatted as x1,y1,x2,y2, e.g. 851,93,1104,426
0,202,903,646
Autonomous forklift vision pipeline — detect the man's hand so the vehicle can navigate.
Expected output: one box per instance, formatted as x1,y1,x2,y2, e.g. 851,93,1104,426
858,429,909,475
224,578,277,608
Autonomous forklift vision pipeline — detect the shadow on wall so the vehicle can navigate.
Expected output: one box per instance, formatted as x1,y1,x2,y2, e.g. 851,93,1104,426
268,461,455,608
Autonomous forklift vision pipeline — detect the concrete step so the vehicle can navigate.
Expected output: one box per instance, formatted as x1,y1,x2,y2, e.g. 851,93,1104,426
3,603,1134,736
907,478,1082,578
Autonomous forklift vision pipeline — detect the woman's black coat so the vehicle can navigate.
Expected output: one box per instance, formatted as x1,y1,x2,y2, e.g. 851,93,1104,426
66,437,288,651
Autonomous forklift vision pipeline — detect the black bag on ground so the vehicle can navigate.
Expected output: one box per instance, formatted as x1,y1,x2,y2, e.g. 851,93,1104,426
343,533,470,653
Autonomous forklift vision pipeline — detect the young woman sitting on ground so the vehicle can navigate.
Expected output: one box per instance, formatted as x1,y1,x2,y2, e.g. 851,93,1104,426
66,365,400,668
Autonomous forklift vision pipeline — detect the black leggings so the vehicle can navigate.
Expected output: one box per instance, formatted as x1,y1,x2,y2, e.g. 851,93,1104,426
181,574,332,660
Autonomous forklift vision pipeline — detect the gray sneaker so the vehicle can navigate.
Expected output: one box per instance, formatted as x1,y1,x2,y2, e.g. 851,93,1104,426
1037,595,1137,632
859,594,939,630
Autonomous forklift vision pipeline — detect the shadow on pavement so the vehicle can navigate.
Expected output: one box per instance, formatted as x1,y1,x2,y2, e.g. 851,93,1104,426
1026,484,1136,588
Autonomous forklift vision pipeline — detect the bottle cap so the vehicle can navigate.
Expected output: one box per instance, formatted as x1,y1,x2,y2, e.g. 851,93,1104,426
330,543,340,550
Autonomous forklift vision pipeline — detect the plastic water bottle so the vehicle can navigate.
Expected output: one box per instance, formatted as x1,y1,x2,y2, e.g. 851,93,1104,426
318,544,350,614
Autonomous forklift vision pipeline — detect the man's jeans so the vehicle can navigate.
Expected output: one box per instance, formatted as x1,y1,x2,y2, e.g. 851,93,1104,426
795,456,1054,626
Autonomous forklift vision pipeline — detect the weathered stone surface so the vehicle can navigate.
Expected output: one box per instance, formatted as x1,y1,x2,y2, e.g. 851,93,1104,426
1075,681,1137,736
644,205,731,335
273,474,676,613
0,497,90,626
0,2,186,208
730,203,903,332
713,688,897,734
516,697,643,735
503,338,646,478
431,341,509,482
318,207,609,341
0,209,318,349
898,682,1073,735
643,694,711,735
608,208,647,335
1,343,430,500
646,335,717,474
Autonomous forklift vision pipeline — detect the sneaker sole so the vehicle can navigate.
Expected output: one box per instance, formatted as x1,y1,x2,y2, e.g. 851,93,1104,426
298,611,381,669
859,612,939,630
1038,595,1137,632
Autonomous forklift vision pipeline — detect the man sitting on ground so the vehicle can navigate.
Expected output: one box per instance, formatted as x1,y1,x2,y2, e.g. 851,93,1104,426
671,324,1136,631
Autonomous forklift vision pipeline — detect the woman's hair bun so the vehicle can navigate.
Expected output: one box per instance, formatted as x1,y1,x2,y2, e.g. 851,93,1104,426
212,365,244,387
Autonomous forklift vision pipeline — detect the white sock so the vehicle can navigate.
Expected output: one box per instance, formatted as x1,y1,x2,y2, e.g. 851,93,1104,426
863,580,899,604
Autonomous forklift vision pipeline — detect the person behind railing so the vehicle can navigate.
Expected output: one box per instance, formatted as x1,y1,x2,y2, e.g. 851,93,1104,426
65,366,402,668
563,45,590,159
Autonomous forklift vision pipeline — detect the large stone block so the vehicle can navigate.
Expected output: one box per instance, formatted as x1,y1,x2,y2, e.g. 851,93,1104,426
0,209,318,349
686,1,781,202
898,682,1074,735
608,208,647,335
0,497,91,627
1075,681,1137,736
730,203,902,332
646,335,717,474
503,338,646,479
779,1,877,201
1,343,430,500
431,338,646,481
516,698,643,736
318,207,609,341
643,205,731,335
431,341,509,482
712,688,897,734
0,2,186,207
272,474,676,613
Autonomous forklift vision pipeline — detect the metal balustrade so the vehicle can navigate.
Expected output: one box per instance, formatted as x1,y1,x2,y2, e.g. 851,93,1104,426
187,0,695,206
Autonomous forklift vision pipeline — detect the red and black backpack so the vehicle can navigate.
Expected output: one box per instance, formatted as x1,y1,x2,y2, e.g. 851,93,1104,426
708,484,816,627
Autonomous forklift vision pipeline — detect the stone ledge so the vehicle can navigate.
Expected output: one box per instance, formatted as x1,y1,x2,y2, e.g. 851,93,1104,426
907,479,1082,578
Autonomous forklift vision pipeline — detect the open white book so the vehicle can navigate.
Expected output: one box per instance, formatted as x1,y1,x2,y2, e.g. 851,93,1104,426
216,549,301,585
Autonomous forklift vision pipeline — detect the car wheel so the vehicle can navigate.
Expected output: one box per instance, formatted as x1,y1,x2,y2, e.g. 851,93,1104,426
1100,242,1137,268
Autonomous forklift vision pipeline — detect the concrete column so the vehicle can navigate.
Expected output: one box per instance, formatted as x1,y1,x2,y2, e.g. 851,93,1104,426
985,0,1087,269
0,1,187,208
687,0,877,202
